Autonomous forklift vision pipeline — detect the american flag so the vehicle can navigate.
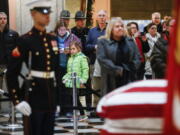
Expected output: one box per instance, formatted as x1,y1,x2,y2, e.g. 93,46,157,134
163,0,180,134
97,80,167,135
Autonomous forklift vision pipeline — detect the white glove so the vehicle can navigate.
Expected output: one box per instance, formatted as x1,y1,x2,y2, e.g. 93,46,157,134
15,101,32,116
56,105,61,113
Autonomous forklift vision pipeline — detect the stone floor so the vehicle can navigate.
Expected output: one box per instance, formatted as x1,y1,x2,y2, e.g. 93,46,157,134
0,113,103,135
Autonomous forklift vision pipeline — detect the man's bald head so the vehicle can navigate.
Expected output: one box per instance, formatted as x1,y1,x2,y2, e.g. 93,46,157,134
152,12,161,25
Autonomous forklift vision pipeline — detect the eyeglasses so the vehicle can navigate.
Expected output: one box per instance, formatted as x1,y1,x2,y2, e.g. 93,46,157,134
151,27,157,30
131,27,137,29
0,17,7,20
98,14,106,17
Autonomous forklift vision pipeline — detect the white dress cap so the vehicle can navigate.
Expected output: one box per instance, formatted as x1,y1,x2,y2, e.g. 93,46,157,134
26,0,52,14
26,0,51,10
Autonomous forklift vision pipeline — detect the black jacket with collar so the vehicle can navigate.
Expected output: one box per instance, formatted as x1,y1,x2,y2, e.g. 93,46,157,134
96,36,141,95
150,37,168,78
6,27,60,112
0,26,19,65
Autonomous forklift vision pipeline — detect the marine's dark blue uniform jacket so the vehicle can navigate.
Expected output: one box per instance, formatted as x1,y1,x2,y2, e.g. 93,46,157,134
6,27,60,112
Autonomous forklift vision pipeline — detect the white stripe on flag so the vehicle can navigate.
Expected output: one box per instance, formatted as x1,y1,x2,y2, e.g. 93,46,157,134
104,92,167,106
97,80,167,113
102,118,163,134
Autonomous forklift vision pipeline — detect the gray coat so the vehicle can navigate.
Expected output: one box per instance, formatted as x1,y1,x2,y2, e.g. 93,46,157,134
97,36,141,96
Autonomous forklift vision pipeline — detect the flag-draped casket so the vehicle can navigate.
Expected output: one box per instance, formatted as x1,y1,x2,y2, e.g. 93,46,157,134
97,80,167,135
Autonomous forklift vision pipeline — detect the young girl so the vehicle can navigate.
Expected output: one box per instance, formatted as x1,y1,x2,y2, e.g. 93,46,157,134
54,21,80,116
62,41,89,121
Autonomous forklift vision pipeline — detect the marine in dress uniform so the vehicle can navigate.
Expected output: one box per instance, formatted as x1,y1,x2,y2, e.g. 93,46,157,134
6,1,59,135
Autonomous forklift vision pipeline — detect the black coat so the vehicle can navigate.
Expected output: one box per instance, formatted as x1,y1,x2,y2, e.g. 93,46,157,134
150,37,168,78
0,27,19,65
97,37,141,95
144,23,163,34
71,26,89,54
6,27,60,112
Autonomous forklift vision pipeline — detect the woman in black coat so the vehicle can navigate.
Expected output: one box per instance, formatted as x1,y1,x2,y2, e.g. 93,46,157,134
150,19,175,79
96,17,140,96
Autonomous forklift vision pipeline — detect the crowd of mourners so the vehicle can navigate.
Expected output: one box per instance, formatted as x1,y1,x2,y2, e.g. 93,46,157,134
0,9,174,121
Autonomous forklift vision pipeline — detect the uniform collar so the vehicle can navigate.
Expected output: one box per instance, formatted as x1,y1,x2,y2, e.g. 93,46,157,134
31,27,47,35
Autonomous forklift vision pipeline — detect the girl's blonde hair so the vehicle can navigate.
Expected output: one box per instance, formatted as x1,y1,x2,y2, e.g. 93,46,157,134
100,17,126,40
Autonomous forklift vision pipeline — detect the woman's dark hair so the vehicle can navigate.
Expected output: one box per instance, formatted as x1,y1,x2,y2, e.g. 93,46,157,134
69,41,82,51
54,20,68,34
126,22,139,36
147,22,156,30
127,22,139,30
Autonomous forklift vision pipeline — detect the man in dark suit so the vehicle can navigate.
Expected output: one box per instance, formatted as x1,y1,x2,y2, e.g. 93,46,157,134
0,12,18,89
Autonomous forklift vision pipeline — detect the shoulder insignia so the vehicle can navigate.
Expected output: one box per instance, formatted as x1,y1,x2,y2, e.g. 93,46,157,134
51,40,57,47
12,47,21,57
51,40,58,51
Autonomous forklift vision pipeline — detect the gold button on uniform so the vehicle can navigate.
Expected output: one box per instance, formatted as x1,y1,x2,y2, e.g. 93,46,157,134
15,95,18,98
35,52,39,56
47,67,51,71
16,100,20,104
12,89,16,93
47,61,51,65
32,82,36,86
40,32,43,35
44,43,48,47
46,49,50,53
43,38,47,42
47,55,51,59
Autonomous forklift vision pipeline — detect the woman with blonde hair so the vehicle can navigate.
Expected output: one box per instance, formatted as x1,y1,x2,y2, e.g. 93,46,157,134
97,17,140,95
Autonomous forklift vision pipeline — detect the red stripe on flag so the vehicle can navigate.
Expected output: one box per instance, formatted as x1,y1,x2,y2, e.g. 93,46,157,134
105,86,166,100
124,87,166,93
99,104,164,119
